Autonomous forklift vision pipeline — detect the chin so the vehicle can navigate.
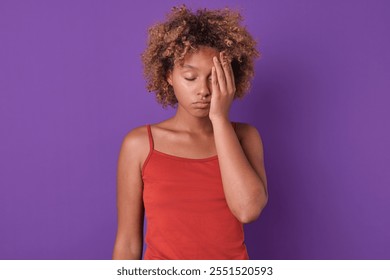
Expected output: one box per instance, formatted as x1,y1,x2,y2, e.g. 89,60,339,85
192,109,210,118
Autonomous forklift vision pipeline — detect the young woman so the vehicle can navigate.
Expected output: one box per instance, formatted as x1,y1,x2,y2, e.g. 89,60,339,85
112,5,268,260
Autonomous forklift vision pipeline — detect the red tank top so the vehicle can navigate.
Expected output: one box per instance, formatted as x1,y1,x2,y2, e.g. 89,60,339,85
141,124,249,260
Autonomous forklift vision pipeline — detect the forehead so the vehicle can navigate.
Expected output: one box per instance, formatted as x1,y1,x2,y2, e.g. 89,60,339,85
178,46,219,70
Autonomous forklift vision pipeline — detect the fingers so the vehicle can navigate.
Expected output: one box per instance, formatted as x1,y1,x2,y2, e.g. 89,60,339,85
228,58,236,93
220,52,235,95
212,52,235,96
211,65,219,96
213,56,227,94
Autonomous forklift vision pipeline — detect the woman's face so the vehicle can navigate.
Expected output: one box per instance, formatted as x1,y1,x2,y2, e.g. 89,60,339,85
168,46,219,118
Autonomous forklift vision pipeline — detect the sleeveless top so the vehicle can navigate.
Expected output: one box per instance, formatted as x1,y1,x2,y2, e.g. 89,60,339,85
141,124,249,260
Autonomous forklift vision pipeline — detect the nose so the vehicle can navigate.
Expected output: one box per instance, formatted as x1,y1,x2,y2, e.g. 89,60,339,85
198,79,211,99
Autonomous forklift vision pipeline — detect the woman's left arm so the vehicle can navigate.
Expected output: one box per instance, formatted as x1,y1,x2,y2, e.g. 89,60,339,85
212,119,268,223
210,53,268,223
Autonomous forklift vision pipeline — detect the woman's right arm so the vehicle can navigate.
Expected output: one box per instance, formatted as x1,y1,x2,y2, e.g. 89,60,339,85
112,128,148,259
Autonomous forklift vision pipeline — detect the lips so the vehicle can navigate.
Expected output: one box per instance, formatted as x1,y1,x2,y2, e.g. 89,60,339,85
193,102,210,109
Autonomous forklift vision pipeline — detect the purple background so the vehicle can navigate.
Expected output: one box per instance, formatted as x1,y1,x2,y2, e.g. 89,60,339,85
1,0,389,259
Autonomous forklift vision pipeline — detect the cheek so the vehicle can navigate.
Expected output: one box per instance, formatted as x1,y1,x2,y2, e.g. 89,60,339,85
172,79,194,94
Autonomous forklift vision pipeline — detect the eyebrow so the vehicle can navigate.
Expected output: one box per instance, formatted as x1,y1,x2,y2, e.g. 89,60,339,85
181,64,198,69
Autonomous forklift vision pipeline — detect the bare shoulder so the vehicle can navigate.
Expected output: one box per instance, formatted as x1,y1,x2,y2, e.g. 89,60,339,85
234,122,264,147
122,125,149,143
119,125,151,170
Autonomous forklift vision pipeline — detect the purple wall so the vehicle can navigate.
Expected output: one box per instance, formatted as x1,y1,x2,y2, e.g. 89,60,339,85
1,0,389,259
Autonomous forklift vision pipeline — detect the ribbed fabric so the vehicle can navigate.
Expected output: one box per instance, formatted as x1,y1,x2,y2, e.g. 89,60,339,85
142,124,249,260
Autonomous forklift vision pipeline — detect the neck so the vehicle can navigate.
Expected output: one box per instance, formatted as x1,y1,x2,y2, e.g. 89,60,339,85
171,106,214,134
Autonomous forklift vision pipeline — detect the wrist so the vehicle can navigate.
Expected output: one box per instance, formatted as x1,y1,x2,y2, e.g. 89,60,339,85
210,115,230,125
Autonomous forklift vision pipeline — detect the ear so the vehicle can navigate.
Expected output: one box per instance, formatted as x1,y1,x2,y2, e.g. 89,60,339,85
167,71,173,86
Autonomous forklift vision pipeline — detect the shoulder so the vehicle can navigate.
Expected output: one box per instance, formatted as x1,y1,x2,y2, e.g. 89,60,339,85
234,122,263,146
119,125,151,170
234,122,265,159
121,125,150,149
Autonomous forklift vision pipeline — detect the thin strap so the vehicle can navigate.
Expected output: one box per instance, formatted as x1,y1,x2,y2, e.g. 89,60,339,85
142,125,154,177
146,124,154,150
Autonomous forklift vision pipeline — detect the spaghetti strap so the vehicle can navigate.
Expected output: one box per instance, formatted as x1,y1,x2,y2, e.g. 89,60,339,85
142,125,155,177
146,124,154,150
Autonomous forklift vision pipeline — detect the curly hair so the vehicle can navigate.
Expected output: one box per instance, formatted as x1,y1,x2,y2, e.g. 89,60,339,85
142,5,260,107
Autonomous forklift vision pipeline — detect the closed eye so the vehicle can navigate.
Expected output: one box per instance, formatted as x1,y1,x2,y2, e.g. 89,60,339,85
184,77,196,81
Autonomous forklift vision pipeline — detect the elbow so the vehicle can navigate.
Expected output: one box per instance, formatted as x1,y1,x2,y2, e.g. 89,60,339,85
236,195,268,224
237,213,258,224
112,238,143,260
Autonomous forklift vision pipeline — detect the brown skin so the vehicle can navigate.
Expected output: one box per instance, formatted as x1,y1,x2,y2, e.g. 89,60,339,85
142,5,260,107
112,46,268,260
